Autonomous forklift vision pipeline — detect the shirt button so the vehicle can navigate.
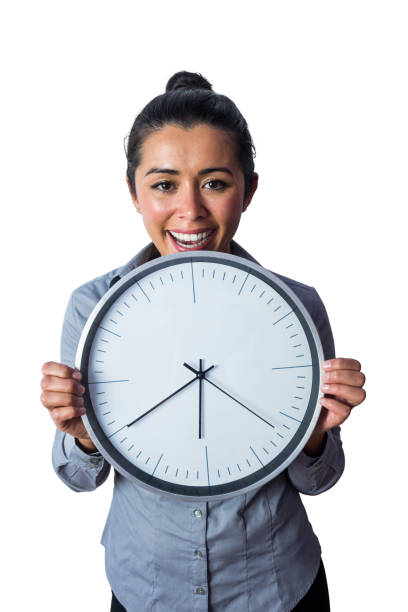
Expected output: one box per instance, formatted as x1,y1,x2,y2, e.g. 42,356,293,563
194,550,203,558
90,458,100,465
196,587,206,595
193,509,202,518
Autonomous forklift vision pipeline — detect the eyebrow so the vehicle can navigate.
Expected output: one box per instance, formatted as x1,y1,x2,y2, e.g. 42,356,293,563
144,166,233,177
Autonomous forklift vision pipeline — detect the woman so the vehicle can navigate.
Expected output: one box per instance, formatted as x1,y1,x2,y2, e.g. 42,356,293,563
41,71,366,611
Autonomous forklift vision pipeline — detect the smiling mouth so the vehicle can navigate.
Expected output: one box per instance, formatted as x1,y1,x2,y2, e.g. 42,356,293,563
167,229,216,250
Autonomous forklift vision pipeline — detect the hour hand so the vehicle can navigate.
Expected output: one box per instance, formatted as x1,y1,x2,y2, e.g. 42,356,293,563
127,375,198,428
183,362,214,376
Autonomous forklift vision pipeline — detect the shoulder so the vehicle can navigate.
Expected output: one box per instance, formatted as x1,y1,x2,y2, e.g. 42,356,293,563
268,269,321,318
69,263,123,327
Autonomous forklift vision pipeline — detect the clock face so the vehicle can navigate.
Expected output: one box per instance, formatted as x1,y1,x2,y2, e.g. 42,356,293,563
76,251,324,500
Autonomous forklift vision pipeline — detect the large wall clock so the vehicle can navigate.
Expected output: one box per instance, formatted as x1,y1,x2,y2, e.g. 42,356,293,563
76,251,324,500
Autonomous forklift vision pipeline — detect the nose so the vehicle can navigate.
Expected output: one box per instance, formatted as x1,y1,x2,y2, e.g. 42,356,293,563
175,184,208,221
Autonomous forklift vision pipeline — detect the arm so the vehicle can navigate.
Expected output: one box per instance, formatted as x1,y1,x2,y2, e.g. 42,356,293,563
287,288,345,495
50,291,111,492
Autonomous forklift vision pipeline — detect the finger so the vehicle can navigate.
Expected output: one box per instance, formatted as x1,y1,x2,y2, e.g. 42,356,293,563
319,396,352,421
41,374,85,396
322,358,361,372
50,405,86,427
40,390,84,410
41,361,82,381
321,383,366,407
322,369,366,387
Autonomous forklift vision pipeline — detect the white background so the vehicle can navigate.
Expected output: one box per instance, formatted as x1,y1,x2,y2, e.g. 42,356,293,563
1,1,406,610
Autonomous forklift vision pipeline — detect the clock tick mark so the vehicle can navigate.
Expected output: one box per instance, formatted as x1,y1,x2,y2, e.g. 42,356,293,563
212,269,215,278
145,457,150,464
165,465,169,474
259,290,265,298
109,319,118,325
107,420,115,426
136,451,142,458
280,411,302,423
170,273,174,282
246,459,251,467
205,445,210,486
293,344,302,348
294,396,303,400
237,464,241,472
270,440,277,447
175,468,179,477
186,470,189,479
291,405,300,410
227,466,231,475
286,323,294,329
273,310,294,325
272,365,312,370
137,282,151,303
131,293,138,301
116,310,124,316
152,454,163,476
273,305,281,312
102,411,111,415
263,447,269,454
160,276,164,285
98,401,108,406
251,283,256,293
232,274,236,283
120,437,127,444
238,272,249,295
222,271,226,280
96,391,105,395
99,326,121,338
100,339,109,343
277,433,284,439
250,446,264,466
297,375,306,378
296,354,305,358
96,360,104,363
149,281,155,290
267,297,274,304
190,261,196,304
290,334,298,338
128,444,134,451
123,301,130,309
88,379,129,384
180,270,184,279
296,386,305,389
217,469,221,478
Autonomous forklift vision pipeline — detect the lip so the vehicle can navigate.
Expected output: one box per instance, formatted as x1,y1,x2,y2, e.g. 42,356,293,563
167,229,216,252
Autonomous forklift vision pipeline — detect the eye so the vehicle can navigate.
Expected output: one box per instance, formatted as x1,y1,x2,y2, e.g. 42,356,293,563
204,179,227,190
152,181,174,192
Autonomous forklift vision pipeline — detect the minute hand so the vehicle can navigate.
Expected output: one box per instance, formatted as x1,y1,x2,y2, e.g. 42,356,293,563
204,378,276,429
127,375,198,428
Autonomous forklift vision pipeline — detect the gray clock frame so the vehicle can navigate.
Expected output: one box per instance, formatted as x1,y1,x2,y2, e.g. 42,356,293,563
76,251,324,501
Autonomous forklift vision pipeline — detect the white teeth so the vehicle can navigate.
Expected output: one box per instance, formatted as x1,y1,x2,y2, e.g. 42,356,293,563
169,230,214,248
169,230,212,243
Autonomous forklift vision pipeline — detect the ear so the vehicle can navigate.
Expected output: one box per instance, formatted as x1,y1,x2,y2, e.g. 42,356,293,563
126,176,142,214
242,172,259,212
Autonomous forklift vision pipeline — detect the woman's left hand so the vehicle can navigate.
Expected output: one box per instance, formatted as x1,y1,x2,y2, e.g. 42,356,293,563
304,357,366,456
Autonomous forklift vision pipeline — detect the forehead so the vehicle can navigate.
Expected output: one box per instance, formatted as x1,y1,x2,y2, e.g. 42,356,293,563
138,124,239,170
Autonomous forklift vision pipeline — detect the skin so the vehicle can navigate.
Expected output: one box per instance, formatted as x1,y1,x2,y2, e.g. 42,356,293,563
40,123,366,456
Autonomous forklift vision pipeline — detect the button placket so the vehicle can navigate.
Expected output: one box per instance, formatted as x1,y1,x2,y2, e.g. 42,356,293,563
191,505,208,609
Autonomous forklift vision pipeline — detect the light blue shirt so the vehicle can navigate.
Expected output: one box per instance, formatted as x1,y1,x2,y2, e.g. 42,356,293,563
52,240,344,611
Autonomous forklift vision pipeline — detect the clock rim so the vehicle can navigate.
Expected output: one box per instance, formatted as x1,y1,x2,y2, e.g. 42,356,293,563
75,250,324,501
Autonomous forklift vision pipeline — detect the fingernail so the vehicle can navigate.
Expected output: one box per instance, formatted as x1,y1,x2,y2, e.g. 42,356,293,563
79,384,85,393
322,384,330,391
322,361,331,369
73,370,82,380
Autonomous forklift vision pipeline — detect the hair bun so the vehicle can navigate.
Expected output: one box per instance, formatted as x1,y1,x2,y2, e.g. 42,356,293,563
165,71,213,93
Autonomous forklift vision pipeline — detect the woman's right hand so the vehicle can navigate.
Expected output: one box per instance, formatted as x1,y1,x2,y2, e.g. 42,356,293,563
40,361,96,452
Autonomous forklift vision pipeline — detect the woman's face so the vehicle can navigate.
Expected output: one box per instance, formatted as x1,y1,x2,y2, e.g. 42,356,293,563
128,124,258,256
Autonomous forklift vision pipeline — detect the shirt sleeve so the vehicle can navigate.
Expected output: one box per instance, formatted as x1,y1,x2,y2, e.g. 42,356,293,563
286,288,346,495
51,291,111,492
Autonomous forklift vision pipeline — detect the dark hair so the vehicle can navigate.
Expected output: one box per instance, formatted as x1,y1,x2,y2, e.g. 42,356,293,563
125,71,256,199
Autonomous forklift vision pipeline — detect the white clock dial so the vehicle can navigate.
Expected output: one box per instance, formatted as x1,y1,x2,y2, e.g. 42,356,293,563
76,251,324,500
